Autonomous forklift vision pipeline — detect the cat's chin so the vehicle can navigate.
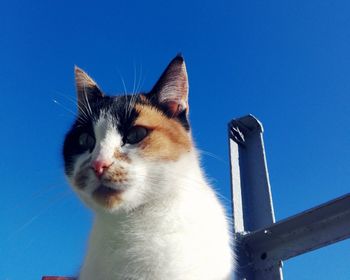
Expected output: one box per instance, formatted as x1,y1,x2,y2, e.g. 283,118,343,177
91,184,125,209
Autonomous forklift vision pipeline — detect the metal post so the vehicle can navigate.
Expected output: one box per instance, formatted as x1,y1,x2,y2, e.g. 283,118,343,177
229,115,283,279
229,115,350,280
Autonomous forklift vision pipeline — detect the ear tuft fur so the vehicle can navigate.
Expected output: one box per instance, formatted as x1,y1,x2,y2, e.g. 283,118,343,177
74,66,104,111
150,55,189,117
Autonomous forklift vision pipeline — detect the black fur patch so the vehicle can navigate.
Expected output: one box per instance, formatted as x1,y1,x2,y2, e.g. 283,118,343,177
63,94,141,176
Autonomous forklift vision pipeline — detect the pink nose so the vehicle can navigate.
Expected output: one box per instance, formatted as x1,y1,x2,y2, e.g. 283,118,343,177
92,160,112,177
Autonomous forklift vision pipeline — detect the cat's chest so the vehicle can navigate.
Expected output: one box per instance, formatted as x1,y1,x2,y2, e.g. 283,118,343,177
84,215,196,279
81,189,232,280
90,198,205,256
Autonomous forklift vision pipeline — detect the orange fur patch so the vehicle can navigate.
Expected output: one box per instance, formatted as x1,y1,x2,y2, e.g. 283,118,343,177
114,150,131,163
134,104,192,161
104,167,128,184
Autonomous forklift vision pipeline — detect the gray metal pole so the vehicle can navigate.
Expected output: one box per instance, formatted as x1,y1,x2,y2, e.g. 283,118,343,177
242,193,350,271
229,115,283,279
229,115,350,279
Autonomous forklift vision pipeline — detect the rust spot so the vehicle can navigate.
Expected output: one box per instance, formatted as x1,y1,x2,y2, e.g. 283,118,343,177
134,104,192,161
92,185,122,208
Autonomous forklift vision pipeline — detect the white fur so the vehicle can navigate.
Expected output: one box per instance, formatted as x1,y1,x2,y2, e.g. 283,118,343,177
70,115,234,280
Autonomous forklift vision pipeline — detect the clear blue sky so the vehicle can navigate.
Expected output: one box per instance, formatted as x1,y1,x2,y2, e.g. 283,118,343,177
1,1,349,279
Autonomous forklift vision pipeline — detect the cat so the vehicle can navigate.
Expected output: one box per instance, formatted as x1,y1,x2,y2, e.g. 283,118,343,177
63,55,234,280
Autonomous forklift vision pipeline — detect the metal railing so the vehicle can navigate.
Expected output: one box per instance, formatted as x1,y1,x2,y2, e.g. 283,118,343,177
229,115,350,280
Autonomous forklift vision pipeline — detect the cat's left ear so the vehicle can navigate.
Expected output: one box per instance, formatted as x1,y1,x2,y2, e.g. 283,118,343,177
150,55,189,117
74,66,104,108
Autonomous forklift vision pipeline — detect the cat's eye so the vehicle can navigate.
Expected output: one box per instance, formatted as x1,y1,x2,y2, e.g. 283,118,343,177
78,132,95,151
125,126,148,145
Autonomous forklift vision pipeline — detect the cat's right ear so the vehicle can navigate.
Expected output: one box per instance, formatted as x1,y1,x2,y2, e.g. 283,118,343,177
74,66,104,109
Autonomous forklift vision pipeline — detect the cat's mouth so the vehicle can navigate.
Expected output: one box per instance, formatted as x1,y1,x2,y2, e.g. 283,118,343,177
92,184,124,208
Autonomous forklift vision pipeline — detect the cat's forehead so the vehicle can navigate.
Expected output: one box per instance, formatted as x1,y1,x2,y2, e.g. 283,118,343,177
94,112,122,149
91,94,146,128
95,110,117,133
95,95,136,114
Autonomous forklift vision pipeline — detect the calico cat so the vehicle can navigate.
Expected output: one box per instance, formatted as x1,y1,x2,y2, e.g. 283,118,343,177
63,55,234,280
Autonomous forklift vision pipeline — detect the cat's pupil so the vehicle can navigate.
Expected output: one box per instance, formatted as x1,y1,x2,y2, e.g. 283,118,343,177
79,132,95,151
126,126,148,145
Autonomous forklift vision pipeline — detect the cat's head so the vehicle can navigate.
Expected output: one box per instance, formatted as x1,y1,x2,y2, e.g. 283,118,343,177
63,55,194,213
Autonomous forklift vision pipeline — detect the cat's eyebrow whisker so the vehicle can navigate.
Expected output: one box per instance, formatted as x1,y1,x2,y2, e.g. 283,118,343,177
132,60,137,95
135,63,144,93
75,102,89,121
125,95,131,119
53,90,92,122
76,112,89,125
82,82,93,117
125,93,135,119
115,68,137,119
77,111,89,124
52,99,78,118
77,100,93,122
121,76,128,95
53,90,77,104
116,68,128,95
129,92,138,118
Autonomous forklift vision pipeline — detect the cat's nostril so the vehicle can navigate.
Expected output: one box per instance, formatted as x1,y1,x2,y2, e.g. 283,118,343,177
92,160,112,177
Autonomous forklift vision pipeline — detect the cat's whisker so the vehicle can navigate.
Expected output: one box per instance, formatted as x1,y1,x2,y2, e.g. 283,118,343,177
130,93,138,116
7,190,71,241
114,67,138,119
74,104,88,121
77,98,92,116
56,90,91,123
52,99,78,118
75,102,91,123
53,90,77,104
126,92,137,119
82,82,94,120
126,94,132,118
11,184,62,210
121,76,128,95
52,91,91,122
137,76,146,94
115,68,128,96
135,63,144,93
197,149,226,164
132,60,137,95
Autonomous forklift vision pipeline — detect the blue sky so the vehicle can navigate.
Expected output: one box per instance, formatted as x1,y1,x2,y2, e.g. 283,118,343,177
1,1,350,279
